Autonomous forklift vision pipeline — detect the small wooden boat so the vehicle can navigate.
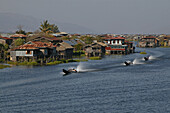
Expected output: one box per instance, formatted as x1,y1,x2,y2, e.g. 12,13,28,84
124,61,133,66
144,56,149,61
63,69,77,75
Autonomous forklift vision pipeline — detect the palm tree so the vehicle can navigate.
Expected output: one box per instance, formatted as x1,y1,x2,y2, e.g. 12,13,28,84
39,20,59,34
50,24,60,33
39,20,51,33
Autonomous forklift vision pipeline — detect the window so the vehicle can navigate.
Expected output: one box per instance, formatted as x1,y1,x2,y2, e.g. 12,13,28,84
26,50,31,54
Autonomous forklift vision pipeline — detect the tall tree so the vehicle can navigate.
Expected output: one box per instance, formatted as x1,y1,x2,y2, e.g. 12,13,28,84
39,20,59,34
16,25,26,35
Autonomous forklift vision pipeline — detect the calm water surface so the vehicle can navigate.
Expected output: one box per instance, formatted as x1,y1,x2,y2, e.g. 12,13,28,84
0,47,170,113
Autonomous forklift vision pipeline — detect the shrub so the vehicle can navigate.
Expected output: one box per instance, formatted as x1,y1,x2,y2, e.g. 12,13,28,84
89,57,102,60
7,61,39,66
0,59,4,63
140,52,147,54
0,64,11,69
46,61,62,65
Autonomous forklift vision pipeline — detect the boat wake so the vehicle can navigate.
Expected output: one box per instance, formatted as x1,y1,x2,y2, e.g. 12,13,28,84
133,58,145,65
76,62,98,72
74,53,159,73
149,55,156,60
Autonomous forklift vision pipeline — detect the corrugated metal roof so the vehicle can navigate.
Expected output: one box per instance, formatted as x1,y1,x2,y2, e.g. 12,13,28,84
70,40,78,45
63,40,74,46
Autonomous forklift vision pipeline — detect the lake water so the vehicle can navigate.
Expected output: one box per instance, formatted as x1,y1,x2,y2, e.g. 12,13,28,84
0,47,170,113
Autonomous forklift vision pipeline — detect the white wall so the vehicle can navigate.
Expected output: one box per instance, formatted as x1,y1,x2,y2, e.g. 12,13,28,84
16,51,33,56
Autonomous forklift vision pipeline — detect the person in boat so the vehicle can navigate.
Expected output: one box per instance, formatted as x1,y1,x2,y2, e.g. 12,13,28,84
124,61,133,66
68,68,77,73
63,68,77,75
144,56,149,61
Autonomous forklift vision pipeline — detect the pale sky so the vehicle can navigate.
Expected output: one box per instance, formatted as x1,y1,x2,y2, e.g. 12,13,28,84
1,0,170,34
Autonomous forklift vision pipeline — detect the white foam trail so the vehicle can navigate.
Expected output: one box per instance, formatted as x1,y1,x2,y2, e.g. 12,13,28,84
121,63,126,66
76,62,82,72
149,56,156,60
133,58,144,64
76,62,98,72
76,62,89,72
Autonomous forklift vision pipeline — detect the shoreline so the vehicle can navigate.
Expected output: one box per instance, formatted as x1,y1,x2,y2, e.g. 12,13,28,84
0,64,11,69
0,57,103,69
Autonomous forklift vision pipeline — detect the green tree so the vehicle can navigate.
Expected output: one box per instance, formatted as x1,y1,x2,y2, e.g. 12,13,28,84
0,44,9,61
62,36,70,40
39,20,59,34
80,36,94,44
0,44,4,59
16,25,26,35
74,43,83,51
85,36,93,44
14,38,25,46
50,24,60,33
96,36,102,42
4,44,9,51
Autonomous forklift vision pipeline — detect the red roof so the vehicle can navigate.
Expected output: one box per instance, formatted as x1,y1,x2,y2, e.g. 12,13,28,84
105,47,125,51
14,44,39,50
104,36,125,40
14,41,55,50
125,41,133,43
143,36,156,39
0,37,12,40
10,34,27,38
31,41,54,47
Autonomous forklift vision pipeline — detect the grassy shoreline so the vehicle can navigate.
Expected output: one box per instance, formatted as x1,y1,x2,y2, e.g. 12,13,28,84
1,56,103,69
0,64,11,69
89,57,102,60
6,59,88,67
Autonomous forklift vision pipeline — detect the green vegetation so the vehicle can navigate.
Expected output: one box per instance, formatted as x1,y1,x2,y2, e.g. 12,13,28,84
0,44,9,62
80,54,86,57
74,43,83,51
89,57,102,60
39,20,59,34
46,61,62,65
73,50,85,57
14,38,25,46
0,59,4,62
160,46,170,48
73,50,85,58
46,59,88,65
80,36,94,44
15,25,26,35
0,64,11,69
7,61,39,66
140,52,147,54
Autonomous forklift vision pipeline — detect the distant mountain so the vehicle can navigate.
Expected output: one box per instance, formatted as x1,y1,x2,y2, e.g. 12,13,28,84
0,13,96,34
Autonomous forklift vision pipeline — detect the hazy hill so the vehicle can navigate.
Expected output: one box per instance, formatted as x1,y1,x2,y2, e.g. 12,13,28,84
0,13,96,34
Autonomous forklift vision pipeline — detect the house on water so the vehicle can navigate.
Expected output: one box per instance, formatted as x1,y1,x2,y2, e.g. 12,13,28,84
84,42,107,57
56,42,74,59
0,37,13,45
10,41,57,62
103,36,134,54
139,36,159,48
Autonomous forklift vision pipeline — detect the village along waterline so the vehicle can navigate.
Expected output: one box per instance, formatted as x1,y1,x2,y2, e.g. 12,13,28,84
0,47,170,113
